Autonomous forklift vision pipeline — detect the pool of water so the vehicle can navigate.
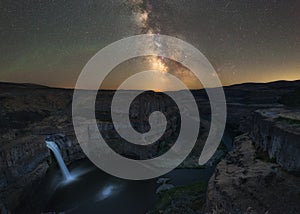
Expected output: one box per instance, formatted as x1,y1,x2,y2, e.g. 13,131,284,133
36,159,215,213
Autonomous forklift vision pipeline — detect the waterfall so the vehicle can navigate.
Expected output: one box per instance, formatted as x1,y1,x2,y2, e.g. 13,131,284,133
45,140,73,181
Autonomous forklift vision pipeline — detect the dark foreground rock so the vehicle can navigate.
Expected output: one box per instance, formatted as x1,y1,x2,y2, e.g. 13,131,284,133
206,134,300,214
0,136,49,213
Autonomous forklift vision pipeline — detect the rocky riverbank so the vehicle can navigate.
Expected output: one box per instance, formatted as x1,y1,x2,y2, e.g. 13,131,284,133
206,134,300,213
205,102,300,213
0,83,192,212
153,81,300,214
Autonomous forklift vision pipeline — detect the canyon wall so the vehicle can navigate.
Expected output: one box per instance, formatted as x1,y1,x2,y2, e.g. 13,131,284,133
205,81,300,213
206,107,300,213
0,85,183,212
206,134,300,213
1,80,300,212
243,108,300,172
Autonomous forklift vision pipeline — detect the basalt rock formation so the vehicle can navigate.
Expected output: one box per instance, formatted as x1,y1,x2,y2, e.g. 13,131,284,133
244,108,300,173
0,84,186,212
206,100,300,213
206,134,300,214
1,80,300,213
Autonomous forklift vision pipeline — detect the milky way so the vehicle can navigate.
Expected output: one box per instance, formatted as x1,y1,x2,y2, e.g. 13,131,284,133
0,0,299,88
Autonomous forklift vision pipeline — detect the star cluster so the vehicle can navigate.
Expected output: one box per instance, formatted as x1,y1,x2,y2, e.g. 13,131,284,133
0,0,299,88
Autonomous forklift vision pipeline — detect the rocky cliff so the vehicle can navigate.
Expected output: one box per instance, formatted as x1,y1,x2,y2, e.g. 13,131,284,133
244,108,300,173
206,106,300,213
205,81,300,214
206,134,300,214
0,84,185,212
0,83,72,213
1,80,300,213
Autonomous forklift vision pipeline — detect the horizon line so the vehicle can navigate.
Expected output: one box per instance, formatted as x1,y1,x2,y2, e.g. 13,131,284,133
0,79,299,92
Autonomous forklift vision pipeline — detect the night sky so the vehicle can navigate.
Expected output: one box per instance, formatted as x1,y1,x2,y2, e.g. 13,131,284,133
0,0,299,89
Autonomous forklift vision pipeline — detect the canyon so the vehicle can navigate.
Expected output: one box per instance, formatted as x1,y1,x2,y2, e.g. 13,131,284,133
0,80,300,213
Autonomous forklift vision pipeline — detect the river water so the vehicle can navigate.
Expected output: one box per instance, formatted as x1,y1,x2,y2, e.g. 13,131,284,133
36,159,215,213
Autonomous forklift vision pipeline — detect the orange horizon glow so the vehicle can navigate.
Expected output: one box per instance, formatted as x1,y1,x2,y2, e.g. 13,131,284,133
2,77,299,91
1,56,299,91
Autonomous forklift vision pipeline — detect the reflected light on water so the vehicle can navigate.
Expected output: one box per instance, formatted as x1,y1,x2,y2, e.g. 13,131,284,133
96,184,122,201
